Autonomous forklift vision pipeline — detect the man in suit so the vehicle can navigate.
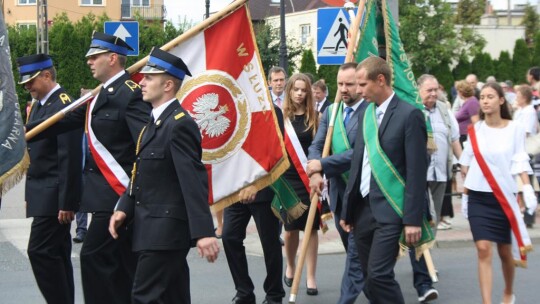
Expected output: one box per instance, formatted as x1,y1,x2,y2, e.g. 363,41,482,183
222,107,285,304
26,32,151,303
340,56,428,304
312,80,331,114
268,66,286,109
307,62,366,304
19,54,83,304
109,47,219,303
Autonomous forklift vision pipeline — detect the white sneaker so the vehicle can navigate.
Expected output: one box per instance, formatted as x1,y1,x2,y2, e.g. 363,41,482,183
437,221,451,230
418,288,439,302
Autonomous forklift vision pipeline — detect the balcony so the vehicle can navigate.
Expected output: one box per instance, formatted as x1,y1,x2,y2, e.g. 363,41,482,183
121,4,165,21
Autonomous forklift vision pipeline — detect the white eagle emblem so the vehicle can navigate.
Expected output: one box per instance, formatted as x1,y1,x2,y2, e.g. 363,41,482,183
192,93,231,138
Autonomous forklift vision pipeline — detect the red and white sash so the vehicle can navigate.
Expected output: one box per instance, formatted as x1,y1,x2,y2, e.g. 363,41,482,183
468,125,532,266
85,95,129,196
283,118,310,193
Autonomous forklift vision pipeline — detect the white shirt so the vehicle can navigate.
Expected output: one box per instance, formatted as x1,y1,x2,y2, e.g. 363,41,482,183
513,104,539,135
460,121,532,193
271,91,285,109
151,98,176,122
315,98,327,112
39,84,61,105
360,93,394,197
425,104,460,182
94,70,126,102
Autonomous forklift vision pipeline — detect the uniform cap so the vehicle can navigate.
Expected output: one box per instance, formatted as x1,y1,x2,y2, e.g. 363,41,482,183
16,53,53,84
140,47,192,80
86,32,134,57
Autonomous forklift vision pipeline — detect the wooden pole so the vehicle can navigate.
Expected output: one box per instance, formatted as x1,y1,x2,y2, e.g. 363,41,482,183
288,1,366,303
25,0,249,140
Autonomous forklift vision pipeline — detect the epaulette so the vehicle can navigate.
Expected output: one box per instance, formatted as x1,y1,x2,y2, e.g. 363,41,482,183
59,93,72,104
125,79,140,92
174,112,185,120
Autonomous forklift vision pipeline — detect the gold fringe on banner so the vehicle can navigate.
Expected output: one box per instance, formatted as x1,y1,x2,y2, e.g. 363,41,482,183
0,151,30,196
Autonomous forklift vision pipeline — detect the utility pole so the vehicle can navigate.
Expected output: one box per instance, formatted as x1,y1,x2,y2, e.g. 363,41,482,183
279,0,288,73
205,0,210,19
36,0,48,54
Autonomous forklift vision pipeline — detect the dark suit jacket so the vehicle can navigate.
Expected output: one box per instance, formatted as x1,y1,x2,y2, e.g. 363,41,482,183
317,98,331,114
25,88,83,217
342,95,428,226
26,71,151,212
308,100,367,214
117,101,214,251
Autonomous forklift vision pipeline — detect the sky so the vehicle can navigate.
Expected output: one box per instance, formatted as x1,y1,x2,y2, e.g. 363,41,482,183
164,0,532,26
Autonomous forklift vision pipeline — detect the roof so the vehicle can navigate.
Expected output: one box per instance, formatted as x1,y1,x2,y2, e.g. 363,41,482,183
248,0,336,21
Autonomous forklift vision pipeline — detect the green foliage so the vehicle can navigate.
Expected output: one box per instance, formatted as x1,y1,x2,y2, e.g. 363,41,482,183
317,65,340,101
452,54,471,81
398,0,484,74
454,0,486,25
430,61,453,98
513,39,531,84
495,51,513,82
471,52,494,82
254,22,303,78
532,32,540,67
521,4,540,45
299,49,317,77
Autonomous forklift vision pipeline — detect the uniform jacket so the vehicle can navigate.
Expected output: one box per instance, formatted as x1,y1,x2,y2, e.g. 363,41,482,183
117,101,215,251
27,71,151,212
342,96,428,226
308,100,367,214
25,87,83,217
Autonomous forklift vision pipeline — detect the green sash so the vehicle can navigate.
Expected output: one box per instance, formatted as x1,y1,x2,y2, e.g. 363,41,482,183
363,103,434,255
270,177,307,223
329,102,352,182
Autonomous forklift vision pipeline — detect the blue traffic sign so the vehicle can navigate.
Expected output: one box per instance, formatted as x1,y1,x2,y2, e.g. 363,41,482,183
104,21,139,56
317,8,357,65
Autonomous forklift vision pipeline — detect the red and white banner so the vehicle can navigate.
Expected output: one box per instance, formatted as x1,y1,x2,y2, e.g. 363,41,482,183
165,4,288,208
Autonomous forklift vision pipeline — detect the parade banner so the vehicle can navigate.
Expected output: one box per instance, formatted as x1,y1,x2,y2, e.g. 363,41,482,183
166,3,289,210
354,0,435,151
0,10,30,195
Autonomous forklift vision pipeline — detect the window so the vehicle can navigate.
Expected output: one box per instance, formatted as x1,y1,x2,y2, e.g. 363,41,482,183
18,23,37,30
81,0,103,5
18,0,37,5
132,0,150,7
300,24,310,45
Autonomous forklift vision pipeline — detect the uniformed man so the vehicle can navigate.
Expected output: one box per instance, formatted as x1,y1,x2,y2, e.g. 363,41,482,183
20,54,83,304
109,48,219,303
26,32,151,303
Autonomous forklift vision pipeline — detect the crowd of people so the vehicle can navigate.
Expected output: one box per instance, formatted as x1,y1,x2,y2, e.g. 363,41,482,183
14,30,538,304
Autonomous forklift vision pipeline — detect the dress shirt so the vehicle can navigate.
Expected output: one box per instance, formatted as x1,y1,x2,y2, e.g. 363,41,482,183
359,93,394,197
151,98,176,122
39,84,61,106
425,104,459,182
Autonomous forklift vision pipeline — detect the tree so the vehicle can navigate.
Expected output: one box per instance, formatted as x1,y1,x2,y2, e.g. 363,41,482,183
495,51,513,82
254,22,303,78
521,4,540,46
471,52,494,82
452,53,471,81
513,39,531,83
532,32,540,67
454,0,486,25
430,61,453,98
317,65,340,102
398,0,485,74
299,49,317,78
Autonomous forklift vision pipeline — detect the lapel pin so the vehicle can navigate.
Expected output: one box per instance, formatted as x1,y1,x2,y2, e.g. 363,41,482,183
108,87,114,93
156,120,161,126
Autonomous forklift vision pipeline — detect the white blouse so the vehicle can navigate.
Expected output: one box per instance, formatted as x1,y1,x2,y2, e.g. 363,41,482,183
513,105,539,135
460,121,532,192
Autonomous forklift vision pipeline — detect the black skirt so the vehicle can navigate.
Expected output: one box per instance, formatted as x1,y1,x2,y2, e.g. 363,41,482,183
468,190,511,244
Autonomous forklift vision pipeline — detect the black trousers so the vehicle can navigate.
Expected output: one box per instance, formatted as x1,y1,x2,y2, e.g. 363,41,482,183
80,212,137,304
28,216,74,304
222,201,285,303
353,197,405,304
132,249,190,304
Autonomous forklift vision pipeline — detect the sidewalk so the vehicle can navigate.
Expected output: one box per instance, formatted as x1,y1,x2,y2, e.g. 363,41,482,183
241,195,540,256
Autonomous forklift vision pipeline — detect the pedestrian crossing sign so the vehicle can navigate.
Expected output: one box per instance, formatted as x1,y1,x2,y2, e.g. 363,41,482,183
317,8,357,65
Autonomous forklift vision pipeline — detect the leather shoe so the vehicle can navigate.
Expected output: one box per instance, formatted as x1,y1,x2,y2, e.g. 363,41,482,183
231,296,255,304
283,275,293,287
262,299,282,304
306,287,318,296
73,233,85,243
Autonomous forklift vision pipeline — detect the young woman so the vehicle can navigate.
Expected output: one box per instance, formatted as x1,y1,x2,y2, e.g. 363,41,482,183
280,73,320,296
460,83,535,304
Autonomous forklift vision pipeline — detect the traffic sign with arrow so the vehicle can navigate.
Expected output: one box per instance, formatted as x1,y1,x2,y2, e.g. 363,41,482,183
104,21,139,56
